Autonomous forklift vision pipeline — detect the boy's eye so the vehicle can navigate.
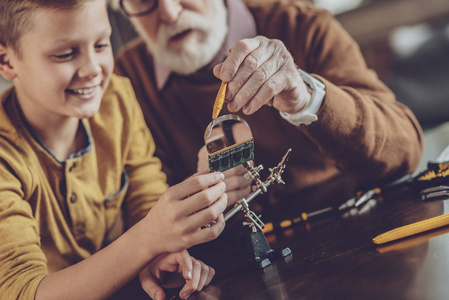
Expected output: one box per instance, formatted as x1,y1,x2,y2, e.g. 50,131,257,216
96,42,110,50
53,51,75,60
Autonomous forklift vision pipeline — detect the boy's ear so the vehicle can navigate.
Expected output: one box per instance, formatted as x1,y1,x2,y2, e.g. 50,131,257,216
0,43,17,81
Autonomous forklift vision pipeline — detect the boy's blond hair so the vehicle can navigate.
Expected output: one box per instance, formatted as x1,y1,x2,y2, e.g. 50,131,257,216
0,0,91,56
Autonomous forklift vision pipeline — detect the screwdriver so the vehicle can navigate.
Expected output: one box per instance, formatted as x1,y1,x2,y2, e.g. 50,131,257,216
207,81,228,138
207,49,233,138
354,174,412,207
262,206,334,234
262,176,413,235
262,194,371,235
355,188,381,207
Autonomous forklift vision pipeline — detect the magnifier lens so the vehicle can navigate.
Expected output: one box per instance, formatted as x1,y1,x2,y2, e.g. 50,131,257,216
204,115,253,154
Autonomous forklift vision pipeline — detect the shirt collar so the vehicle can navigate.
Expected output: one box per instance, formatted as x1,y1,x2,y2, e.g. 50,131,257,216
10,89,93,163
154,0,257,90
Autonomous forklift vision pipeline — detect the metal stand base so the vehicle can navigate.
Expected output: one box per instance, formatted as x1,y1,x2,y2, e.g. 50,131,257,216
239,228,292,270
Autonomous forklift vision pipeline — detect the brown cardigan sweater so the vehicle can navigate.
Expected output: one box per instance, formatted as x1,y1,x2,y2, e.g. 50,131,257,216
115,0,423,199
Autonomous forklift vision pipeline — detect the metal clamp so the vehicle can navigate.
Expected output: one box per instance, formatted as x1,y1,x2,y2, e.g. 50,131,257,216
420,186,449,201
224,149,292,222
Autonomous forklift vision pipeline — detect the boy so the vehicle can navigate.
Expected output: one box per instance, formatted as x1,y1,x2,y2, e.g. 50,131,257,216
0,0,227,299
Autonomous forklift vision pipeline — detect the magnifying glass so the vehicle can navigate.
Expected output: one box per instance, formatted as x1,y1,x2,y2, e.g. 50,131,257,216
204,114,254,172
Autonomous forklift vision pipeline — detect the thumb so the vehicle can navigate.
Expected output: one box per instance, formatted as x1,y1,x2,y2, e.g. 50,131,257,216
140,273,166,300
213,63,223,79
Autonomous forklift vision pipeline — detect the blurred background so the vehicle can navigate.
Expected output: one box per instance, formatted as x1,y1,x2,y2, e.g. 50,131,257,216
314,0,449,170
1,0,448,171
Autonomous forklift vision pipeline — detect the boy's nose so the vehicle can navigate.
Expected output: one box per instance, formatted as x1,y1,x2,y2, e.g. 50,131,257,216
158,0,182,24
78,55,101,79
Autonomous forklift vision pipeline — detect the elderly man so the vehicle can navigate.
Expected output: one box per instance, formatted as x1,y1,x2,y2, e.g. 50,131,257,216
112,0,423,209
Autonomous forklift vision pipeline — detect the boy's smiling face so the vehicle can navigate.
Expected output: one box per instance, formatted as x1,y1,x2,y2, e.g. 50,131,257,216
6,0,113,123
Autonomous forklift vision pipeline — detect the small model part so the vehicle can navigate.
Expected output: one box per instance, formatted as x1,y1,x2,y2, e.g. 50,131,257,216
208,138,254,172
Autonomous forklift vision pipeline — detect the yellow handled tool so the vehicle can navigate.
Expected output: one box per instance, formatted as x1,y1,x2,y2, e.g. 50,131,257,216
207,81,228,138
212,81,228,120
373,213,449,244
207,49,233,138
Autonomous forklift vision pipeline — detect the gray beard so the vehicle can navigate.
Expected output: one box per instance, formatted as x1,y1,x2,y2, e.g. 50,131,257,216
132,0,228,75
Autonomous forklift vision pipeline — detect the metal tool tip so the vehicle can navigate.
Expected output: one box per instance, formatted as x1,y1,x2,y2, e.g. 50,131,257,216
207,119,216,138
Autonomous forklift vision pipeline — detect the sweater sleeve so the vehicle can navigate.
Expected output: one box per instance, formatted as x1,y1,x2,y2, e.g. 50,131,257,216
116,78,169,228
0,143,48,299
267,4,423,182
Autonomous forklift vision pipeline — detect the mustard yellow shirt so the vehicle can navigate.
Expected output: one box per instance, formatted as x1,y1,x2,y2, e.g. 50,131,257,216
0,74,168,299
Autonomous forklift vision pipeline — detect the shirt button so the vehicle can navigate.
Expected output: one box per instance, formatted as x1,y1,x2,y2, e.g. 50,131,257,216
70,193,77,203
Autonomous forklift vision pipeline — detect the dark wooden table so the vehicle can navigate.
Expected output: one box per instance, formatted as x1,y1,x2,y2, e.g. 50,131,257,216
112,178,449,300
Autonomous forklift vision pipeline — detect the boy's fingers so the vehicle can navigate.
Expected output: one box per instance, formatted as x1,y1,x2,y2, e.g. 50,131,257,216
169,172,224,200
205,267,216,286
175,250,193,281
180,259,202,299
140,273,165,300
181,194,227,232
189,214,226,245
179,181,226,215
196,262,211,291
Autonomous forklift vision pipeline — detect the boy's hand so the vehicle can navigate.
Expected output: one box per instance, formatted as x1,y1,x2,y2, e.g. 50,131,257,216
197,145,252,207
144,172,227,253
139,250,215,300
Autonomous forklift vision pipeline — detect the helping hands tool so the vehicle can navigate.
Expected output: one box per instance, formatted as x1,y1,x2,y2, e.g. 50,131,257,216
225,149,292,269
224,149,292,222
